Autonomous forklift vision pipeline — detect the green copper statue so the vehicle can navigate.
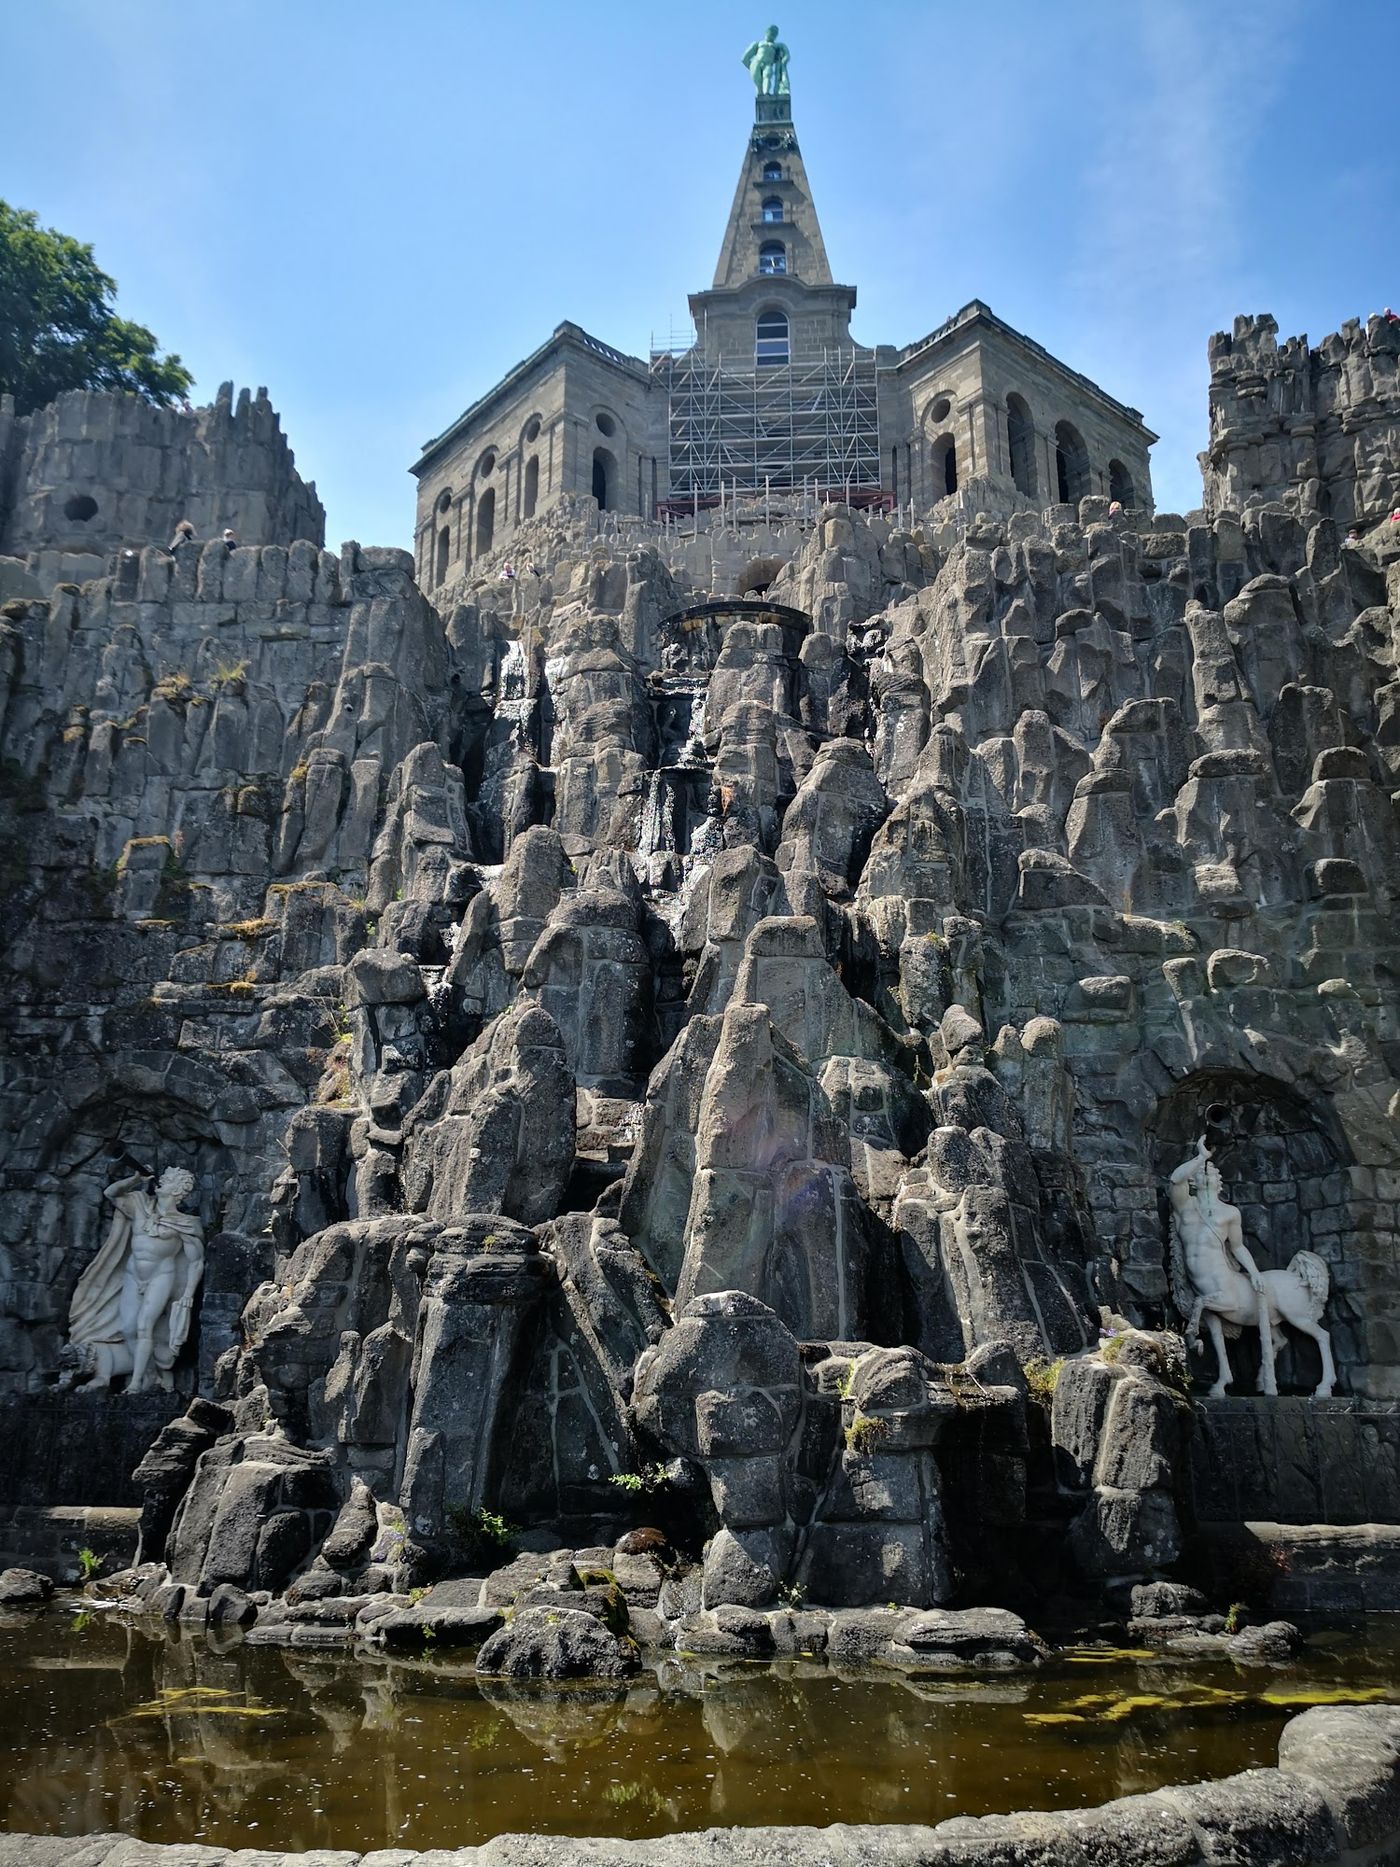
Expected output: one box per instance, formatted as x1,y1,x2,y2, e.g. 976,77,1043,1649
742,25,790,98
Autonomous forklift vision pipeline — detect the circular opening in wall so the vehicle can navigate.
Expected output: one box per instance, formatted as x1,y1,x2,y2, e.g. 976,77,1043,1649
595,412,617,437
478,451,496,478
64,494,98,523
524,416,541,444
435,489,453,513
928,397,951,425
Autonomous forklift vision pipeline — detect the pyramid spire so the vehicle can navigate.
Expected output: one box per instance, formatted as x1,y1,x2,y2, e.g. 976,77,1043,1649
712,28,834,289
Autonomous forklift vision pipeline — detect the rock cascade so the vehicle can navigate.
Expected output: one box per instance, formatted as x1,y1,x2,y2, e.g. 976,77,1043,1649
3,322,1400,1613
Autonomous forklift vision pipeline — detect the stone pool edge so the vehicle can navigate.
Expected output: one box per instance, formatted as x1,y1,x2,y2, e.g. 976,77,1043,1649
2,1703,1397,1867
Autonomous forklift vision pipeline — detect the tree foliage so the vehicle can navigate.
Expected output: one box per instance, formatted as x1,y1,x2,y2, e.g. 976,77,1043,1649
0,201,193,416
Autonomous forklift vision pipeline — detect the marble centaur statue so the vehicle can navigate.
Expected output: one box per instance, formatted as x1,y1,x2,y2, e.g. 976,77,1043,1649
65,1167,206,1392
1168,1136,1336,1397
742,24,790,97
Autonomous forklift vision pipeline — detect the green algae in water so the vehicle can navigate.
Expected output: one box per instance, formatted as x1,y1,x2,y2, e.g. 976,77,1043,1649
0,1616,1397,1850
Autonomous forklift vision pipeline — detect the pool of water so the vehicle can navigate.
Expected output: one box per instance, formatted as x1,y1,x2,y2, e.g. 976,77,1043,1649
0,1612,1396,1849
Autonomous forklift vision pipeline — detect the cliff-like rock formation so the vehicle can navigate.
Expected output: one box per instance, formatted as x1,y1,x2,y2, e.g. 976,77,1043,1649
4,318,1400,1613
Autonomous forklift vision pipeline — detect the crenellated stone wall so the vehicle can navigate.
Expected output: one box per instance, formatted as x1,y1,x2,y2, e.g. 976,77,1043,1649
1201,312,1400,527
0,383,324,588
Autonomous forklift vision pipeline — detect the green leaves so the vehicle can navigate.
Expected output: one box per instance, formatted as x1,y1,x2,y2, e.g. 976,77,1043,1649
0,201,192,415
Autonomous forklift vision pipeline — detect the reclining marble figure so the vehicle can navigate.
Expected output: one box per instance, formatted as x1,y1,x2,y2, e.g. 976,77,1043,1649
1168,1137,1335,1397
65,1168,205,1393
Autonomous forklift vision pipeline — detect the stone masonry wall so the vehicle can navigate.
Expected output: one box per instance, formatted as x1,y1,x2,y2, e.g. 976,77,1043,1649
0,384,324,585
0,536,445,1391
1201,312,1400,527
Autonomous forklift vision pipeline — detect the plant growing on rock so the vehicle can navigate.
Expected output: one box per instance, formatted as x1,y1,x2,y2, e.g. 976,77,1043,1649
444,1504,515,1569
1024,1357,1064,1405
844,1412,890,1454
608,1463,670,1494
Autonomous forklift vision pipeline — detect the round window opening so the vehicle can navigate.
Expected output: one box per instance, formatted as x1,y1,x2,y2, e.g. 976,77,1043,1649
524,416,541,444
595,412,617,438
435,489,452,514
478,451,496,478
64,494,98,523
929,396,952,425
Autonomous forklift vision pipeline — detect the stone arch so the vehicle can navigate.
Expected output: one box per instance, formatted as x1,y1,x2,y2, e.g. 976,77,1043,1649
755,305,789,367
591,447,618,511
930,432,958,498
435,524,450,585
1109,458,1135,507
1147,1070,1353,1392
1055,421,1090,504
10,1074,244,1390
1006,393,1037,496
522,454,540,520
738,554,786,596
475,487,496,557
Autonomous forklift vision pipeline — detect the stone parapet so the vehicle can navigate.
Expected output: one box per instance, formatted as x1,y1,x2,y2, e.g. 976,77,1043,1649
1189,1397,1400,1525
0,1504,138,1577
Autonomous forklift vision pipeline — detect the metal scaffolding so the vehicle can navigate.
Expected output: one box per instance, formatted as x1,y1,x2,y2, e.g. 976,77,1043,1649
661,347,881,504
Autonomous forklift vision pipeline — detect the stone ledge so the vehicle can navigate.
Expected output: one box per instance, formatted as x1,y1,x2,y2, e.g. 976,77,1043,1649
0,1705,1393,1867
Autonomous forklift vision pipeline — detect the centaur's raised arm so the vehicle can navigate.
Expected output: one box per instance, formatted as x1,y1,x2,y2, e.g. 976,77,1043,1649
1168,1137,1209,1210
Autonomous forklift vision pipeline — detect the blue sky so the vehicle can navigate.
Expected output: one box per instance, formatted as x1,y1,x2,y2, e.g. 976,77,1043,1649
8,0,1395,543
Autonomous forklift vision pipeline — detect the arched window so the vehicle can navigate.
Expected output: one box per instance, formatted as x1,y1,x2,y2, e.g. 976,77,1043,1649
762,160,783,181
1006,394,1037,497
1055,421,1090,504
758,240,786,275
475,487,495,557
523,455,539,519
931,433,957,498
592,447,617,511
755,308,789,367
435,525,450,585
1109,459,1135,507
761,196,785,222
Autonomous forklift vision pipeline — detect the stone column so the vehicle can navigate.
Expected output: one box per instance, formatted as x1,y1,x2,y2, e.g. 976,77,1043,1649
964,394,998,481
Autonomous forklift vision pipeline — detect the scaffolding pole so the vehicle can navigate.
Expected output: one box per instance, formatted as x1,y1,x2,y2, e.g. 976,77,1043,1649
662,346,881,505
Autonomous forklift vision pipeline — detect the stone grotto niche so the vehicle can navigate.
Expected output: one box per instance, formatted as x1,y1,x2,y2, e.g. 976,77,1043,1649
1148,1071,1353,1395
4,1091,239,1396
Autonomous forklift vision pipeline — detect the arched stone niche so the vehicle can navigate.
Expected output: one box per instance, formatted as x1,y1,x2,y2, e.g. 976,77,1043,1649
1147,1070,1355,1394
5,1088,239,1394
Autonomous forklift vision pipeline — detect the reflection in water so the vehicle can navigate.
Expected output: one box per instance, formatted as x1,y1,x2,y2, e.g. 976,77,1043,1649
0,1612,1396,1850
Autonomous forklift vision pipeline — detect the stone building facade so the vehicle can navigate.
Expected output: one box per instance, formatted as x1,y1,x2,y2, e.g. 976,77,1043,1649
0,382,324,590
411,56,1156,592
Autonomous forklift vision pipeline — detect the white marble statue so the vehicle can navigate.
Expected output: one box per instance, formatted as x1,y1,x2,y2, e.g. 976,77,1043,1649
66,1167,206,1392
1167,1136,1335,1397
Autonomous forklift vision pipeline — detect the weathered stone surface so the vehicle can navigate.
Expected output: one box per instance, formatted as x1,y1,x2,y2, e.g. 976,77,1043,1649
474,1604,641,1681
6,300,1400,1637
0,1566,54,1605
